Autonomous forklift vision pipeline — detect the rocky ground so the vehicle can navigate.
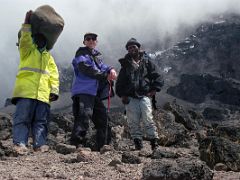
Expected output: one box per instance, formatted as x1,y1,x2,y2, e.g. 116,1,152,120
0,140,239,180
0,101,240,180
0,141,240,180
0,145,239,180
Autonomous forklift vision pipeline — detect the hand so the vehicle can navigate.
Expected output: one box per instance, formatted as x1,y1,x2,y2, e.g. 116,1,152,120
147,90,156,98
121,96,130,104
24,10,32,24
49,93,58,102
107,69,117,81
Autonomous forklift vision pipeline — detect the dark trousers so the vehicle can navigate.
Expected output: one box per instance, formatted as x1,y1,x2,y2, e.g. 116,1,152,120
71,94,110,150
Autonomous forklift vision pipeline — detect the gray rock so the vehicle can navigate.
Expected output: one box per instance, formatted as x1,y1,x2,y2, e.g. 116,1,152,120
100,145,114,154
142,158,213,180
108,158,122,167
121,152,141,164
214,163,228,171
154,110,190,147
151,148,179,159
76,149,92,162
0,112,12,140
48,121,59,136
56,143,76,155
199,136,240,171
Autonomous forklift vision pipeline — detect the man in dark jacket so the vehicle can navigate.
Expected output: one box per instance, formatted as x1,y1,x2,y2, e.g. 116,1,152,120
71,33,117,151
116,38,164,150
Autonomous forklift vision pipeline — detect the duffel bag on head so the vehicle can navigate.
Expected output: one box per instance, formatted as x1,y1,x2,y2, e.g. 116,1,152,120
29,5,64,50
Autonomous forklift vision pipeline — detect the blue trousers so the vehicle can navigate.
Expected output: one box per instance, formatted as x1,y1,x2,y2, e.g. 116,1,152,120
13,98,50,148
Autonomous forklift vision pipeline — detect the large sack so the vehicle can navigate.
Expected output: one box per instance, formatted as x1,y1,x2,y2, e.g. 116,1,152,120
29,5,64,50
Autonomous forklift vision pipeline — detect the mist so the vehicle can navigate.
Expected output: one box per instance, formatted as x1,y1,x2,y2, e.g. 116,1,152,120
1,0,240,107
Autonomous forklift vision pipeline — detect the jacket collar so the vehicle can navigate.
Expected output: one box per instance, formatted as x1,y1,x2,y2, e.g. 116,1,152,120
119,51,145,67
75,47,101,58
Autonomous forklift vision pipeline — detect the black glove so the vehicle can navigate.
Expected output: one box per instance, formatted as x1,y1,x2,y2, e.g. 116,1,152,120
49,93,58,102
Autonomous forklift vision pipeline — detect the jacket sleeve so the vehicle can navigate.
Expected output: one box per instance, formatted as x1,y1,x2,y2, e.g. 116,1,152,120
98,59,113,74
116,67,127,97
19,24,34,59
49,57,60,97
147,60,164,92
78,61,108,80
76,55,109,81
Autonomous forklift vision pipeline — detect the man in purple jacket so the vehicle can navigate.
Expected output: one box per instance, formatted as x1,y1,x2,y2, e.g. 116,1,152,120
70,32,117,151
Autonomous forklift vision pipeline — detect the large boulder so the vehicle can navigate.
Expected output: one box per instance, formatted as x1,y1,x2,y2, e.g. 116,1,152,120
142,158,213,180
153,109,190,147
199,136,240,171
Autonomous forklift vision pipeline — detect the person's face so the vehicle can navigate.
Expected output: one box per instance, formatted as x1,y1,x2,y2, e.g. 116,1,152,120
127,44,139,57
83,36,97,49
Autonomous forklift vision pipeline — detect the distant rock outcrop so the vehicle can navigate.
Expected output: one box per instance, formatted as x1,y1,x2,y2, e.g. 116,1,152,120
154,14,240,126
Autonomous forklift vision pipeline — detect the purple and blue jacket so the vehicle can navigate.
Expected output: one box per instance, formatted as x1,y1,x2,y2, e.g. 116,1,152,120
71,47,112,97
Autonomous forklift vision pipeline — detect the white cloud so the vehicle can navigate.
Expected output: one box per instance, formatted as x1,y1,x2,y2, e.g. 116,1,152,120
0,0,240,107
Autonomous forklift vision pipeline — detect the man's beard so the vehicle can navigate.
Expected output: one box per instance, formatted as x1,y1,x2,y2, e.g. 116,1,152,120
130,52,139,59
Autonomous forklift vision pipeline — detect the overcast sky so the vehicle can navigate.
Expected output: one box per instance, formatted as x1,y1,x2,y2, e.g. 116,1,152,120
0,0,240,107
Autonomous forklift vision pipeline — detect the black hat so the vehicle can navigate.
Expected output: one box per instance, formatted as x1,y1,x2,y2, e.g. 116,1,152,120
84,32,98,40
125,38,141,50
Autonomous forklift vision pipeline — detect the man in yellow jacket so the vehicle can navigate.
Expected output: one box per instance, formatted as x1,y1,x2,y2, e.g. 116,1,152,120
11,11,59,155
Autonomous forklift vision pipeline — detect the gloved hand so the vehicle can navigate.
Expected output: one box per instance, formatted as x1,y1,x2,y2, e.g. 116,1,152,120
49,93,58,102
121,96,130,104
147,90,156,98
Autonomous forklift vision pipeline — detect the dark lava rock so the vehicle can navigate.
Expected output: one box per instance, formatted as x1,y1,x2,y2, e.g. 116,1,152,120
142,158,213,180
121,152,141,164
199,136,240,171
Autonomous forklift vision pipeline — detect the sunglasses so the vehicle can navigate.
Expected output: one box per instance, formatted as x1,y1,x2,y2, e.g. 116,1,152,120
85,37,97,41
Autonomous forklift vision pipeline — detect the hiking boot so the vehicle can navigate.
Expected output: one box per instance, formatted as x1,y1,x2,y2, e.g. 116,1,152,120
34,145,49,153
150,138,159,150
13,143,29,155
134,138,143,150
70,136,86,148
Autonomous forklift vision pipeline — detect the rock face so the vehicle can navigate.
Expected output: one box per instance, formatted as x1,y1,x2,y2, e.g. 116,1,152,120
167,74,240,105
150,14,240,171
155,14,240,121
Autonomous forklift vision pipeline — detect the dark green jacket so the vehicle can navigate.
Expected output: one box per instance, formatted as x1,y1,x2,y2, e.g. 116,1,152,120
116,51,164,98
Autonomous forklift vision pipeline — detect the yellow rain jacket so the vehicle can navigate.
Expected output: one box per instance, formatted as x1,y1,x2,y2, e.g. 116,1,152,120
12,24,59,104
